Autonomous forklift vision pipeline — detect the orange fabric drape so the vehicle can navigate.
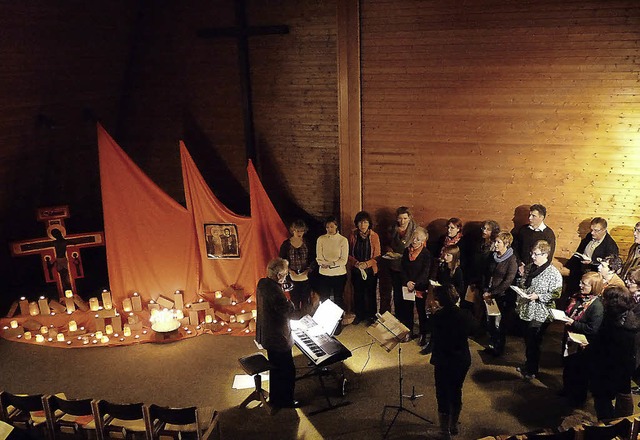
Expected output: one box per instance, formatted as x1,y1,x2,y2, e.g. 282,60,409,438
180,144,288,294
98,124,200,305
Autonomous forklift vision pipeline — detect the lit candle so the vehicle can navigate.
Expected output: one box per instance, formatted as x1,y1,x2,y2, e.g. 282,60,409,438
252,310,257,319
82,336,89,345
64,289,73,298
95,331,103,339
123,325,131,337
64,296,76,313
176,310,184,320
66,341,72,345
56,333,65,342
101,335,109,343
35,334,45,342
68,321,77,332
122,298,132,312
102,290,113,310
38,296,51,314
10,320,18,329
29,301,39,316
19,297,29,315
40,326,48,335
89,297,100,311
23,331,32,340
131,293,142,312
215,291,222,299
205,314,213,323
105,325,113,335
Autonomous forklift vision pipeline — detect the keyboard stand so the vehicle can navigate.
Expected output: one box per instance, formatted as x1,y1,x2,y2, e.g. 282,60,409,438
295,351,351,416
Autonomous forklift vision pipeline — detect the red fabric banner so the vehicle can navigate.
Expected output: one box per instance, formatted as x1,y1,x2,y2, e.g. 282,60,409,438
180,143,288,293
99,124,287,306
98,124,200,305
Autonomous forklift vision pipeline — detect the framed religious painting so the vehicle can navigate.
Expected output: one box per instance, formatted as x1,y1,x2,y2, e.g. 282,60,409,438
204,223,240,259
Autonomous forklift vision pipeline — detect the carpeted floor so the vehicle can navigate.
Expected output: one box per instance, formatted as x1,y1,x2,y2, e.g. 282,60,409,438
0,320,627,439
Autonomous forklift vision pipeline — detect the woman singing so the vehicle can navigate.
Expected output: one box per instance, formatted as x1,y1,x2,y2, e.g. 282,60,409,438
279,220,314,315
348,211,381,325
315,216,349,310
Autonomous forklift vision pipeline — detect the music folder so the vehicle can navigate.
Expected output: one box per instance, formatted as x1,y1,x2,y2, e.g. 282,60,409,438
367,311,410,352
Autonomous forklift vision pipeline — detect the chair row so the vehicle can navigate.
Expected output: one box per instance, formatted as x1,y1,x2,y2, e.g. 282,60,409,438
480,414,640,440
0,391,219,440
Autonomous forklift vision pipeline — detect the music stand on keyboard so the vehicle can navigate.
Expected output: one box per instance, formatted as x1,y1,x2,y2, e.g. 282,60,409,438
369,312,433,438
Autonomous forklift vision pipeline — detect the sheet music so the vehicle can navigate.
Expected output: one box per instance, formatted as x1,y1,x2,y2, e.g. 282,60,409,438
402,287,416,301
290,299,343,336
510,285,529,299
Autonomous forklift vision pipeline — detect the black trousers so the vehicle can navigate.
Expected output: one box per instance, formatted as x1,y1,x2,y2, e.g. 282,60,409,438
266,348,296,407
391,270,428,334
351,267,377,321
315,273,347,310
290,279,312,314
486,300,512,354
521,319,550,375
434,362,470,414
562,348,590,404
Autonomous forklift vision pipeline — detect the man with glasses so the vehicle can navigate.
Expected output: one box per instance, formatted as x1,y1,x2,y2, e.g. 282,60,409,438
565,217,619,292
256,258,299,409
621,222,640,279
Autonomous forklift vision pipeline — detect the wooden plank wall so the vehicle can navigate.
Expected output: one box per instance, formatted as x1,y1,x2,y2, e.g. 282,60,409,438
360,0,640,260
249,0,339,222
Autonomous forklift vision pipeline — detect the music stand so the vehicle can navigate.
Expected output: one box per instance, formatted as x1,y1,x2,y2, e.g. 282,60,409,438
368,312,433,438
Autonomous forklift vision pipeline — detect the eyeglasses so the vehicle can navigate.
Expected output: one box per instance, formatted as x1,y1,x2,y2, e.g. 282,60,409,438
634,228,640,233
591,228,604,233
531,252,544,257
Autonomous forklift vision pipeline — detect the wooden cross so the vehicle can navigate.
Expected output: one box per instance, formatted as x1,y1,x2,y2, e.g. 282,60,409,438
197,0,289,162
10,206,105,298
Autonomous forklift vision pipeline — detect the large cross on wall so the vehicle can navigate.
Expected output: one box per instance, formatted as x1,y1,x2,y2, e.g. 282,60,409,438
197,0,289,163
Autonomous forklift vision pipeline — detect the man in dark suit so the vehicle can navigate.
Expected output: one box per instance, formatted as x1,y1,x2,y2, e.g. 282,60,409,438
565,217,619,292
256,258,299,408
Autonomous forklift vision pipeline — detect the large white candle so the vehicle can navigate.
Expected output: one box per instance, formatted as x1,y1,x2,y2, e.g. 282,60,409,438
38,296,51,315
19,297,29,315
10,320,18,329
105,325,113,335
123,325,132,337
68,321,78,332
102,290,113,310
29,301,39,316
122,298,132,312
64,289,73,298
89,297,99,311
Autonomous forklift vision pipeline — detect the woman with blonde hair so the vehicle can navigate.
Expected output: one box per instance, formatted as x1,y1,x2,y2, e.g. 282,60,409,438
560,271,604,406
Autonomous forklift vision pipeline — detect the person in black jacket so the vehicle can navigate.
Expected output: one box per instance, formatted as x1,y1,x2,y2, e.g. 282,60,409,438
430,284,474,439
279,220,314,315
256,258,299,409
565,217,619,293
590,285,640,420
560,271,604,406
400,226,431,343
482,231,518,356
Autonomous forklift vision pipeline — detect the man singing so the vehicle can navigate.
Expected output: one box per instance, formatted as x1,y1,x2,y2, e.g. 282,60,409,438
256,258,300,408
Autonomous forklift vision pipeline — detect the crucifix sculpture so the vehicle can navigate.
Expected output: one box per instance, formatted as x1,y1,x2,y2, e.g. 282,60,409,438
10,206,105,297
197,0,289,162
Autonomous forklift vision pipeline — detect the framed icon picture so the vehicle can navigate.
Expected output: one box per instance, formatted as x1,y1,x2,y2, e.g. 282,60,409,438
204,223,240,259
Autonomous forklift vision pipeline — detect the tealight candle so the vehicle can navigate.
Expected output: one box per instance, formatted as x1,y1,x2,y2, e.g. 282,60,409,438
56,333,65,342
35,334,45,342
10,320,18,329
40,326,48,335
24,331,32,340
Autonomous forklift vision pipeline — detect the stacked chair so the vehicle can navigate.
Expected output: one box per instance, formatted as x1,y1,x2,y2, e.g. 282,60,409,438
0,391,219,440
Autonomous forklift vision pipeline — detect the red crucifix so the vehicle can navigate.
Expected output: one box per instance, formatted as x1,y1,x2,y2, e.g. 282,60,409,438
10,206,105,298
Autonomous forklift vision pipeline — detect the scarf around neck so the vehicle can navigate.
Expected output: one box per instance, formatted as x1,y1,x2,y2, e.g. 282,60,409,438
494,247,514,263
409,243,424,261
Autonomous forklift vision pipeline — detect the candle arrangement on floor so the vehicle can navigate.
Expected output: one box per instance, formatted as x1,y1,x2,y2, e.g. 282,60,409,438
1,284,256,347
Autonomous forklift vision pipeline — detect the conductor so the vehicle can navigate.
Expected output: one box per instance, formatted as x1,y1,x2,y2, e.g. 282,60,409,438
256,258,300,408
